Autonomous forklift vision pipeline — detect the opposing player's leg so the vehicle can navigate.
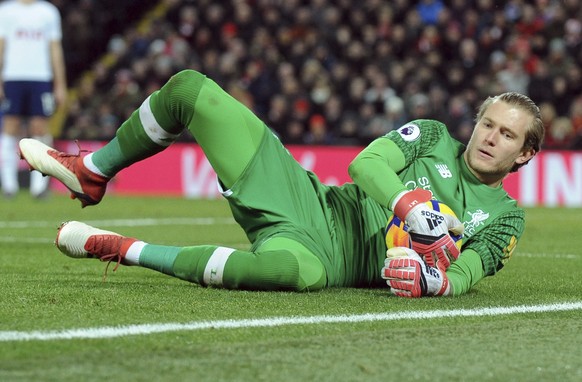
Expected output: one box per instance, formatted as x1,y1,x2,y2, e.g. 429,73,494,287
1,81,26,197
26,81,57,198
0,115,21,197
56,221,326,291
28,116,53,198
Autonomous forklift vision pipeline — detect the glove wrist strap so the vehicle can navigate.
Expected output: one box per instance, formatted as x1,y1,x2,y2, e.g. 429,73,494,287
437,274,450,296
393,188,432,220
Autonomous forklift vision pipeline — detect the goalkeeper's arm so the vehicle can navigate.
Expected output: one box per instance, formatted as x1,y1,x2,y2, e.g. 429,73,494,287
446,249,484,296
348,137,408,208
349,138,463,244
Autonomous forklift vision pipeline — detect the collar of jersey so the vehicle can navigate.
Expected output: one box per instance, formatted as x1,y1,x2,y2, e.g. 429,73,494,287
458,155,505,190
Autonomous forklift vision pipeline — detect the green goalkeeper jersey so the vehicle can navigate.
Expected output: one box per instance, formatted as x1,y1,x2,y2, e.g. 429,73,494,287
344,119,524,283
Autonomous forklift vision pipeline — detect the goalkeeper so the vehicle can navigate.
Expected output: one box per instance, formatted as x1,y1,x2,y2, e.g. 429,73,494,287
19,70,544,297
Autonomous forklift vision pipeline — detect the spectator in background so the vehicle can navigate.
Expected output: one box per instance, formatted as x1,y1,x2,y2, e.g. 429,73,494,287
267,94,290,135
407,93,431,120
570,96,582,149
565,64,582,102
546,38,573,76
363,70,395,115
551,75,571,117
537,101,578,150
564,18,582,56
545,116,574,149
283,119,305,145
0,0,67,199
445,94,473,144
496,58,530,94
304,114,334,145
335,112,360,146
321,94,343,132
527,60,553,105
359,95,407,145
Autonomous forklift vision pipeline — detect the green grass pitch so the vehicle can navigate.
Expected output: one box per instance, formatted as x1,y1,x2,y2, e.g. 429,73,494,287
1,192,581,381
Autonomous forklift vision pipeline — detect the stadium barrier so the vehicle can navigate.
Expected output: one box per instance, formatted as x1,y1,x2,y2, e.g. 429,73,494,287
48,140,582,207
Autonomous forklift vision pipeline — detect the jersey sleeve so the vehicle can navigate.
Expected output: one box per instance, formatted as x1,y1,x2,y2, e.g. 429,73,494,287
0,7,7,38
385,119,450,164
349,119,449,208
47,5,62,41
446,249,485,296
462,209,525,276
348,136,408,208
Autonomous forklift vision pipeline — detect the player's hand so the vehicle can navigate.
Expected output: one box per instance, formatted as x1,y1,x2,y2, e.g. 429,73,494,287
382,247,450,298
409,232,460,270
392,188,464,236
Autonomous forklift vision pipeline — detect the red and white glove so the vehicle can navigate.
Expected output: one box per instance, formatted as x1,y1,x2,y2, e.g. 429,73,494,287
409,232,460,270
392,189,464,269
382,247,450,298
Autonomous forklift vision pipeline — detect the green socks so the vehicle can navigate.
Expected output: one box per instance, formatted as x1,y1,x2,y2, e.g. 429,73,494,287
89,71,205,177
138,244,310,291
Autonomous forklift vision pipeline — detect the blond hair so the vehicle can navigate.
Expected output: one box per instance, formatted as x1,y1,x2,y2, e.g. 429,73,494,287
475,92,545,172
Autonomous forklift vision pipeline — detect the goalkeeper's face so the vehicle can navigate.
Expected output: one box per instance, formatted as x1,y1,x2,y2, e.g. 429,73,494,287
464,100,536,187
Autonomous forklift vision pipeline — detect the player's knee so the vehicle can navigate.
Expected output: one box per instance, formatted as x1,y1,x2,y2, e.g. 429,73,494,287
170,69,205,85
1,116,21,135
264,249,326,292
165,69,206,104
244,248,326,292
155,69,206,126
255,237,327,292
295,252,327,292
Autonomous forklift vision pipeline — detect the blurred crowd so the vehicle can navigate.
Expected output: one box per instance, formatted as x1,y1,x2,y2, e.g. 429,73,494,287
58,0,582,149
53,0,158,82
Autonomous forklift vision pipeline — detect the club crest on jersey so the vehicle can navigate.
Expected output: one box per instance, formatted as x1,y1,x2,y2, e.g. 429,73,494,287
397,123,420,142
463,209,490,237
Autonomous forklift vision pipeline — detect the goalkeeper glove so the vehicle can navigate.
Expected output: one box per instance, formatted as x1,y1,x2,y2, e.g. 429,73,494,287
409,232,460,270
392,188,463,236
392,189,464,269
382,247,450,298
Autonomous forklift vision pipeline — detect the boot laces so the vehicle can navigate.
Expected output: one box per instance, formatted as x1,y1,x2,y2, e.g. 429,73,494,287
50,140,91,161
85,234,124,281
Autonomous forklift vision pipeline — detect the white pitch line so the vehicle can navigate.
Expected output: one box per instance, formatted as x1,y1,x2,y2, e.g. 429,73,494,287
519,253,579,259
0,217,236,229
0,217,238,244
0,236,250,248
0,236,53,244
1,302,581,342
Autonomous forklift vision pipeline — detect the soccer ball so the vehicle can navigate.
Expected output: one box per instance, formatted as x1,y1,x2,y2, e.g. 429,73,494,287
385,199,463,249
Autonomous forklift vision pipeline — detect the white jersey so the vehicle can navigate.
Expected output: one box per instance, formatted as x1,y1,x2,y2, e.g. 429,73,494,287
0,0,62,81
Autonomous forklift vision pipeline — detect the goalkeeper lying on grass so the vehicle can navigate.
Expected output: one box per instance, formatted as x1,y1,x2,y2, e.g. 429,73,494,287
19,70,544,297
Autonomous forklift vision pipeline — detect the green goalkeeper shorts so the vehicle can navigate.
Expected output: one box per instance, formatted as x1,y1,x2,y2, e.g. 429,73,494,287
220,129,343,285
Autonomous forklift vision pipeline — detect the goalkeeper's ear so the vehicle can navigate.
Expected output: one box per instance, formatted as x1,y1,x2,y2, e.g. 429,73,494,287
443,214,464,236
